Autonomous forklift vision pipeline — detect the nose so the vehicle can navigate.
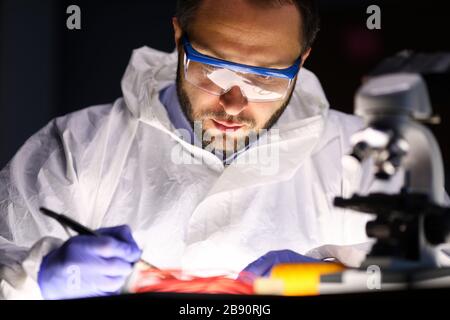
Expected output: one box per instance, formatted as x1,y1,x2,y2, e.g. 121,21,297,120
219,86,247,116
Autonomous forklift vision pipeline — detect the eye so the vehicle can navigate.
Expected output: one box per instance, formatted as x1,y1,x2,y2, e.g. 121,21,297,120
255,74,271,80
202,64,216,74
251,74,274,83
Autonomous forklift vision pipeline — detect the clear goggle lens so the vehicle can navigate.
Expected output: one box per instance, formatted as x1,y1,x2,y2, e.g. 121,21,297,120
184,57,293,103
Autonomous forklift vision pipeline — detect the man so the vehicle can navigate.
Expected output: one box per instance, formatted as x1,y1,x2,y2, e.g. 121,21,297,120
0,0,438,299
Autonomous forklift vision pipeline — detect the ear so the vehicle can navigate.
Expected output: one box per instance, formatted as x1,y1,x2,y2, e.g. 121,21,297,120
300,47,312,67
172,17,183,50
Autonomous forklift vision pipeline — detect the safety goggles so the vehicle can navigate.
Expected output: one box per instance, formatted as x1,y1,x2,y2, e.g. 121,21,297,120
182,35,302,103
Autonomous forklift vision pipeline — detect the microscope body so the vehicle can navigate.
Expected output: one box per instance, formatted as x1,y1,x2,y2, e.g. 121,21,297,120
354,73,445,204
335,73,450,270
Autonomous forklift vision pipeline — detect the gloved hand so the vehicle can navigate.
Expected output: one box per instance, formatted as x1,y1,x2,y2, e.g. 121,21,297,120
38,225,142,300
240,249,320,278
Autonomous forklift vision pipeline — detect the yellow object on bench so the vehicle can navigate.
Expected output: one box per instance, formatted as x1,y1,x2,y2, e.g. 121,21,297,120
254,262,346,296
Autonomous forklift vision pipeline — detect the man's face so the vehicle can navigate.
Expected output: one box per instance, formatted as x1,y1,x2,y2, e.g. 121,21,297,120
173,0,309,154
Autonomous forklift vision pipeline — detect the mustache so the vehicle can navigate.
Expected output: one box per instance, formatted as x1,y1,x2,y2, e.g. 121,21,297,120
196,110,256,128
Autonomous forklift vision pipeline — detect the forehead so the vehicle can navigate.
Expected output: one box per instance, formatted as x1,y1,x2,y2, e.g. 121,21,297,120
187,0,303,68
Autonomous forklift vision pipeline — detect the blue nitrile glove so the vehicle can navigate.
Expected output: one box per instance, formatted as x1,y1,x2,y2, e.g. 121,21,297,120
38,225,142,300
240,250,320,278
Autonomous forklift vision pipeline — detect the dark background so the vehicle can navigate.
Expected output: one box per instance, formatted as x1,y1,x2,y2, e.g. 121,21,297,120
1,0,449,186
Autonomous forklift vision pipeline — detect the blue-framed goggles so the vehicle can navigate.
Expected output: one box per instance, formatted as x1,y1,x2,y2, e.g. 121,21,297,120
182,35,302,102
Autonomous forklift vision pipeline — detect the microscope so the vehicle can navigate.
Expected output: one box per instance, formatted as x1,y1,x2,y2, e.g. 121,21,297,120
333,73,450,290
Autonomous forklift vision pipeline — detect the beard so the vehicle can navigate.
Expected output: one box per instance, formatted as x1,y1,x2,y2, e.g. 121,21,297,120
175,55,296,157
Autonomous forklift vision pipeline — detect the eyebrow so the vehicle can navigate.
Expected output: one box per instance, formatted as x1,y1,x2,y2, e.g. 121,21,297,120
191,42,227,61
190,42,295,69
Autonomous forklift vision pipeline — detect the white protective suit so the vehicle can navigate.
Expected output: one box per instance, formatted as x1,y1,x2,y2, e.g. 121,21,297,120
0,47,447,299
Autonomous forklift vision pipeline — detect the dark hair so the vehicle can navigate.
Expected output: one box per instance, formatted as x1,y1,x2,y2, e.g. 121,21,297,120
175,0,320,51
